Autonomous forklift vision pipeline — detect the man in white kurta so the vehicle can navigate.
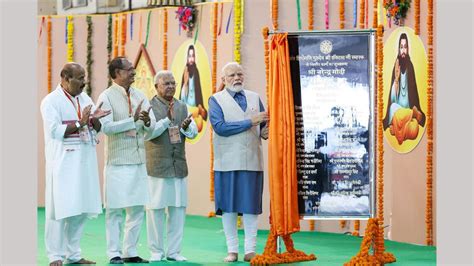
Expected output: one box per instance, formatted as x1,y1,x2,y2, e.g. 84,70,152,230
98,57,155,264
41,63,110,266
144,71,198,262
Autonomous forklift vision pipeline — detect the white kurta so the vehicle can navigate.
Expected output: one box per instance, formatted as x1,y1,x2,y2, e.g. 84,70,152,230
145,115,198,209
40,85,102,220
98,84,156,209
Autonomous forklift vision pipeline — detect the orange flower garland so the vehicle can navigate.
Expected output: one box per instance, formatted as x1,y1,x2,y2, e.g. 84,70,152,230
308,0,314,30
352,220,360,236
120,13,127,56
163,8,168,70
113,14,119,58
415,0,420,35
272,0,278,30
359,0,365,28
309,220,315,231
262,27,270,110
426,0,434,246
47,16,52,93
339,0,345,29
209,2,218,209
372,0,378,29
339,220,346,229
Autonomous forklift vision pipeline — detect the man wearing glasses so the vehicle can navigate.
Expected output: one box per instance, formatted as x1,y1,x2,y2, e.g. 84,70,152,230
97,57,155,264
144,71,197,262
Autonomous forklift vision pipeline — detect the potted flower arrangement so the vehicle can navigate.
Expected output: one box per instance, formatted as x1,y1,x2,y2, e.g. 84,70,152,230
384,0,411,26
176,6,197,37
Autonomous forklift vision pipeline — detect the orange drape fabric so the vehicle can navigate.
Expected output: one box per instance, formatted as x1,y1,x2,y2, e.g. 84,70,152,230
268,33,300,235
251,33,316,265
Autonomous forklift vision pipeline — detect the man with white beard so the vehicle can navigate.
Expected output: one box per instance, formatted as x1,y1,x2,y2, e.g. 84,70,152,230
208,62,269,262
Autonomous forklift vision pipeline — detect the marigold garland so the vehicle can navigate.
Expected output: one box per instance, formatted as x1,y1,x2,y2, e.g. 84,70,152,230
415,0,420,35
67,16,74,62
339,0,345,29
309,220,315,231
359,0,365,28
120,13,127,56
271,0,278,30
344,218,396,265
113,14,119,58
352,220,360,236
234,0,242,63
372,0,378,29
426,0,434,246
163,8,168,70
47,16,52,93
210,2,218,206
339,220,346,229
307,0,314,30
86,16,93,96
107,14,113,87
262,27,270,110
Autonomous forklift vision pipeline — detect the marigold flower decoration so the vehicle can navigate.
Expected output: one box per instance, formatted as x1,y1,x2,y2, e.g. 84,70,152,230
384,0,411,25
175,6,197,33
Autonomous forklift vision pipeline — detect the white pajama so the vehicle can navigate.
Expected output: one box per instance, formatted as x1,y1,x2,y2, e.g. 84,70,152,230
222,212,258,254
146,206,186,260
106,206,145,259
45,214,88,263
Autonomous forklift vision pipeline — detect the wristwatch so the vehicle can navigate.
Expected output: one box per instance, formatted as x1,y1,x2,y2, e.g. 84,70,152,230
75,121,81,129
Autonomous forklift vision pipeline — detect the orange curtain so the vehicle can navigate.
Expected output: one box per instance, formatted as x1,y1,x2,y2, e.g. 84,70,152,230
251,33,315,265
268,33,299,235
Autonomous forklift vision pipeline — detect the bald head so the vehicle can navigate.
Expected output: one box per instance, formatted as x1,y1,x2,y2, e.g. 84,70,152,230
221,62,244,92
60,62,86,96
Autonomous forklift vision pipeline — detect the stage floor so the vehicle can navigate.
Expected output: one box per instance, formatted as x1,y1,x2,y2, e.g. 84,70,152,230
38,208,436,265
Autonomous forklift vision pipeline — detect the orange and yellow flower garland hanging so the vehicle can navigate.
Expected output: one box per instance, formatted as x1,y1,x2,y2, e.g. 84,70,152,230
352,220,360,236
113,14,119,58
272,0,278,30
67,16,74,62
208,2,219,218
359,0,365,28
163,8,168,70
415,0,420,35
120,13,127,56
339,0,345,29
47,16,52,93
308,0,314,30
234,0,242,63
426,0,434,246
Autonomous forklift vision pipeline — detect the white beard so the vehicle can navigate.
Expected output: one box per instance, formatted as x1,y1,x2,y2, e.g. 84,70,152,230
228,84,243,92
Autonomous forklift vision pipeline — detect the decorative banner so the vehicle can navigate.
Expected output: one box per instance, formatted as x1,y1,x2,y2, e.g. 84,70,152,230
132,44,157,100
171,39,211,144
288,31,376,219
383,27,427,153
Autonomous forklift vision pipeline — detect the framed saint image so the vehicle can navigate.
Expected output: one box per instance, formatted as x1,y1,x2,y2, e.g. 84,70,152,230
288,30,376,219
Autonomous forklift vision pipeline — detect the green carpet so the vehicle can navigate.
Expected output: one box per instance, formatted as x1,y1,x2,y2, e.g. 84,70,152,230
37,208,436,265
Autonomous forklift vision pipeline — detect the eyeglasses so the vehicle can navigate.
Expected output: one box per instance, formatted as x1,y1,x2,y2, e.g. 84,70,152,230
119,67,135,72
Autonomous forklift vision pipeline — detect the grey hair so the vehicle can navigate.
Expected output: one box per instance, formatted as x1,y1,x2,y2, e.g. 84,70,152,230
154,70,174,85
221,62,242,77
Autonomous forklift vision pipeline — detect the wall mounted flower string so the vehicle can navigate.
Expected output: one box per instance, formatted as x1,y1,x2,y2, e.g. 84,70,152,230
384,0,411,26
145,11,152,47
272,0,278,30
113,14,119,57
67,16,74,62
308,0,314,30
414,0,420,34
47,16,52,93
325,0,329,29
208,2,219,218
163,8,168,70
359,0,365,28
107,14,113,86
426,0,434,246
352,220,360,236
339,0,345,29
233,0,243,63
120,13,127,56
296,0,302,30
86,16,93,96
